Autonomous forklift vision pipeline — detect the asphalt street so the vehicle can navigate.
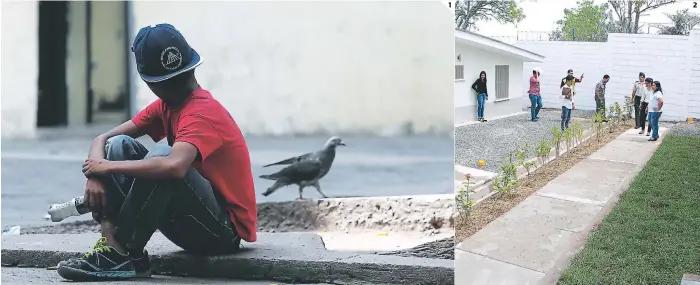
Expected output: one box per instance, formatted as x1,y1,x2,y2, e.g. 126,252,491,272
1,135,452,227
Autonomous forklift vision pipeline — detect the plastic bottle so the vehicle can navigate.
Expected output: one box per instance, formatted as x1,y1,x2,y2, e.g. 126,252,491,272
47,196,89,222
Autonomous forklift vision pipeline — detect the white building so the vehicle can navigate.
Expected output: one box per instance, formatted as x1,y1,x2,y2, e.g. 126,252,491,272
2,1,453,139
454,30,545,125
517,31,700,121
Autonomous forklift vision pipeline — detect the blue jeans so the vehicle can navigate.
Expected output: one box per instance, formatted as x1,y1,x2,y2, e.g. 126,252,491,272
561,106,572,131
650,112,662,139
477,93,487,118
529,94,542,120
97,135,240,255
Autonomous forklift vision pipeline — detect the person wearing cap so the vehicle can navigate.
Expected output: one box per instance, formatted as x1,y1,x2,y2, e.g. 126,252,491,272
528,67,542,121
56,24,257,281
631,72,646,129
559,69,583,95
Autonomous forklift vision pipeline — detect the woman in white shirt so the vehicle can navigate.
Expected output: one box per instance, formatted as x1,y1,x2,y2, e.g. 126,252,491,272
646,80,664,141
639,77,652,135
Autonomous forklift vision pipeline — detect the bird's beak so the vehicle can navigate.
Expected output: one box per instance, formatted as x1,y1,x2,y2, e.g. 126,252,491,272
339,142,346,146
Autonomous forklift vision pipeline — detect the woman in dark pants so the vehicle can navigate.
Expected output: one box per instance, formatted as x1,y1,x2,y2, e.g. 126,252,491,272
471,71,488,122
639,77,652,135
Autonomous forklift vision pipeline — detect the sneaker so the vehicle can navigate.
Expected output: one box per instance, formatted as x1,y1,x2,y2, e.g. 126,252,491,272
481,118,488,122
56,237,137,281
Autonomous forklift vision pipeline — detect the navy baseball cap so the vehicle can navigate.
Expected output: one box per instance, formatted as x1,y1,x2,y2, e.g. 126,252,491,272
131,23,203,83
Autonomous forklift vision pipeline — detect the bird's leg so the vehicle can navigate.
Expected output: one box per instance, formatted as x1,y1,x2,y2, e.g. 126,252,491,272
297,186,305,200
313,182,329,198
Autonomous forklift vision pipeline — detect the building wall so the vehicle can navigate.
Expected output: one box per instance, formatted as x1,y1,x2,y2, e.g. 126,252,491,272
455,42,525,125
518,32,700,121
130,2,453,136
1,1,38,138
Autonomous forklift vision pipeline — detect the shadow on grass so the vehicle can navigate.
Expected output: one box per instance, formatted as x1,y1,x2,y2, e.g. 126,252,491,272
559,135,700,285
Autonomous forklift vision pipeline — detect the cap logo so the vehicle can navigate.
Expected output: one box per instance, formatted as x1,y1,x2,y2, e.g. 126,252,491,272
161,46,182,70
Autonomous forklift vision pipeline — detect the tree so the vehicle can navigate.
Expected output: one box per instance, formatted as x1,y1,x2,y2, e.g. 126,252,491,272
608,0,677,34
550,0,613,42
454,1,525,31
655,9,700,35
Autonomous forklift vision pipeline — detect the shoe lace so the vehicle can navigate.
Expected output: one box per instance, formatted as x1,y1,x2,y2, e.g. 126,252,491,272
83,237,111,259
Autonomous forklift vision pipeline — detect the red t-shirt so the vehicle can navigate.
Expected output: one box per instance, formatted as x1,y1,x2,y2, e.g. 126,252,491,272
131,87,257,242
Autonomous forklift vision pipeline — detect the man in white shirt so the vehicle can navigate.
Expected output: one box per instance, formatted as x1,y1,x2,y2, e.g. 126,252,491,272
631,72,646,129
560,75,575,131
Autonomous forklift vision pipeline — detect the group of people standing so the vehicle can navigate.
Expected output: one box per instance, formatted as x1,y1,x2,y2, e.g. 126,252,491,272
471,68,664,141
632,72,664,141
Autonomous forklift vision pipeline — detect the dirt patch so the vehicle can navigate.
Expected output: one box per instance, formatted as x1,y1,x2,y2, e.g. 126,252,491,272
455,121,635,243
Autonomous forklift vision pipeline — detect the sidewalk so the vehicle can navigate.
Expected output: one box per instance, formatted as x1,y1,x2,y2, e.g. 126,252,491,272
2,231,453,284
455,127,668,285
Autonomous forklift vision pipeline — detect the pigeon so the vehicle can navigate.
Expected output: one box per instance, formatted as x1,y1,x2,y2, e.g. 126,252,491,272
259,136,345,200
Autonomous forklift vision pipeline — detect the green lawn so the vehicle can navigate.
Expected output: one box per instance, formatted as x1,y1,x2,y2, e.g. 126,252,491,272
559,135,700,285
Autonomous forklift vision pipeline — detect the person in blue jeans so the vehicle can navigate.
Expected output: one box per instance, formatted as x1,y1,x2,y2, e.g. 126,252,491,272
471,71,488,122
560,75,575,131
528,68,542,121
646,80,665,141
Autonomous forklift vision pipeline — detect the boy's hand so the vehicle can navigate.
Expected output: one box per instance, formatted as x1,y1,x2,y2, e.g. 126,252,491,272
83,158,111,177
84,178,107,212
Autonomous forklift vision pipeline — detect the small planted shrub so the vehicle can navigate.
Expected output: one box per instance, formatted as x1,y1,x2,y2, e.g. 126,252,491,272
614,102,623,126
455,174,475,217
535,138,552,166
593,111,605,141
514,145,535,176
563,127,574,152
492,152,520,198
623,96,635,119
551,127,563,158
608,105,617,131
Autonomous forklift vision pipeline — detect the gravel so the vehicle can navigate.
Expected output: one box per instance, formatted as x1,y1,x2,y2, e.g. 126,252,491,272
666,121,700,138
455,109,594,173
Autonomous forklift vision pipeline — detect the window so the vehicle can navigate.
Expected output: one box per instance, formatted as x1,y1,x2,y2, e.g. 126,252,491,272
494,65,509,100
455,65,464,80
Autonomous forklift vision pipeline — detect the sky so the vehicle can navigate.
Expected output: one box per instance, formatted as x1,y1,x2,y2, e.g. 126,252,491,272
472,0,694,38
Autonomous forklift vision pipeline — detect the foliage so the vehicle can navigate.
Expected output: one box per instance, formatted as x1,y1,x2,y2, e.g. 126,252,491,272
655,9,700,36
550,0,613,42
535,138,552,166
514,144,535,176
492,152,520,197
623,96,635,120
593,111,605,141
563,127,574,151
614,102,623,124
455,0,525,31
571,121,585,146
608,0,677,34
551,127,563,158
456,174,475,217
608,105,617,131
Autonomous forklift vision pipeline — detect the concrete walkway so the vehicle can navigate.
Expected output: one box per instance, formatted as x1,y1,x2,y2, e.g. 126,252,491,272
455,127,668,285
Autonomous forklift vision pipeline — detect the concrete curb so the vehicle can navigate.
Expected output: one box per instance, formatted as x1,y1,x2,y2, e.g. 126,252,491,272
1,232,454,285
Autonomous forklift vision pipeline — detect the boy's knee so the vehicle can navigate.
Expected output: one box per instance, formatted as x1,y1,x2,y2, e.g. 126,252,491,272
145,144,172,159
105,135,138,160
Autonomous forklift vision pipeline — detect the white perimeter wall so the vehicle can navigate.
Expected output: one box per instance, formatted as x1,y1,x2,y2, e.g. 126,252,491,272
1,1,39,138
518,31,700,121
130,2,453,136
455,42,525,124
